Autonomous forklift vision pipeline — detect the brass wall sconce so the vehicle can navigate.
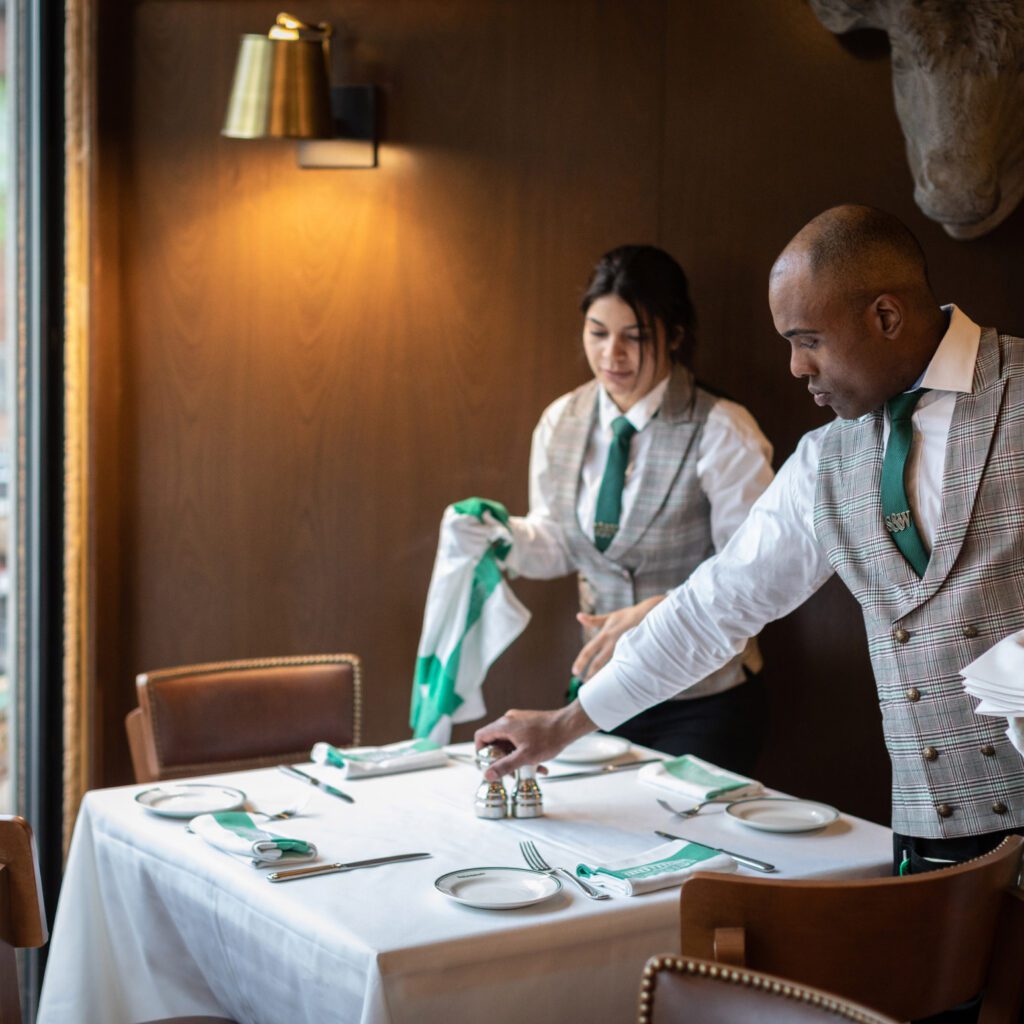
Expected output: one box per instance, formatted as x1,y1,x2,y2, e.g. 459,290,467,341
222,12,378,169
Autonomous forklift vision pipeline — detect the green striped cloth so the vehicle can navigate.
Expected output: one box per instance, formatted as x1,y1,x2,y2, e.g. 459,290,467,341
410,498,530,742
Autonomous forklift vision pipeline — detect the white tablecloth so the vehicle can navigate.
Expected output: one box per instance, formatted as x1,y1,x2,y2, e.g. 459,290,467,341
38,746,892,1024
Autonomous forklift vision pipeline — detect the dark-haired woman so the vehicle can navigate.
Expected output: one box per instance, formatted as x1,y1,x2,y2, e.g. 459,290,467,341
500,245,775,772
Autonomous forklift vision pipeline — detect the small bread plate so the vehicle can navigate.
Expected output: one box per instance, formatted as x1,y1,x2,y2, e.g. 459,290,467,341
554,733,631,764
435,867,562,910
726,797,839,833
135,783,247,819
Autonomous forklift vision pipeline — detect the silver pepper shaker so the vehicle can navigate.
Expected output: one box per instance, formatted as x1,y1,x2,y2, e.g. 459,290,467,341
474,744,509,819
511,765,544,818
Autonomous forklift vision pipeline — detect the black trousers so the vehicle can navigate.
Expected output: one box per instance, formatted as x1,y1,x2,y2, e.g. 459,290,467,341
607,671,767,773
890,826,1024,1024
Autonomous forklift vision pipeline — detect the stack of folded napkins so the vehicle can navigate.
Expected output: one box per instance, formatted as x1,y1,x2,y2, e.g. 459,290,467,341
576,840,736,896
637,753,761,803
191,812,318,868
311,738,448,779
960,632,1024,756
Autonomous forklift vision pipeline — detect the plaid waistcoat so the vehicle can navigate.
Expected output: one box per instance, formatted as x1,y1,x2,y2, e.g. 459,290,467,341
547,364,716,612
814,327,1024,838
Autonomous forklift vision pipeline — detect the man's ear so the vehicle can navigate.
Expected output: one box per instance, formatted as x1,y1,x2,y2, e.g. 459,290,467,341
873,293,904,338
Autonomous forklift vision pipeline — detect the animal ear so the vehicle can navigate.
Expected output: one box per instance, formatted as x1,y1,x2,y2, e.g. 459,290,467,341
808,0,886,34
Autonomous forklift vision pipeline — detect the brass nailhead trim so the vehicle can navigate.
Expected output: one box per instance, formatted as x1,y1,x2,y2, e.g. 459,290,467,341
638,955,899,1022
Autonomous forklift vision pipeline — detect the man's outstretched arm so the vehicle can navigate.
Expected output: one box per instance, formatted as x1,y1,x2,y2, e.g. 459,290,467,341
475,425,835,775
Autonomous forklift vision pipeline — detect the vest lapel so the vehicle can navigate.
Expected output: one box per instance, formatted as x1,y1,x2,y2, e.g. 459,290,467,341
834,413,927,601
604,367,699,560
920,330,1006,584
551,381,598,550
891,328,1006,620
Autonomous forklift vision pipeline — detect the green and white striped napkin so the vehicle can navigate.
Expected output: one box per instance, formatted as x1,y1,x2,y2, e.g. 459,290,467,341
637,753,761,803
311,738,448,778
410,498,530,743
190,812,318,868
576,840,736,896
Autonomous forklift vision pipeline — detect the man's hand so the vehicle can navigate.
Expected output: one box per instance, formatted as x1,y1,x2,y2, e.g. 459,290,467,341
571,594,666,681
474,702,597,779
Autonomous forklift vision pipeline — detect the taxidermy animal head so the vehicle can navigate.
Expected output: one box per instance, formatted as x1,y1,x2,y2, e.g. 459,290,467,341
810,0,1024,239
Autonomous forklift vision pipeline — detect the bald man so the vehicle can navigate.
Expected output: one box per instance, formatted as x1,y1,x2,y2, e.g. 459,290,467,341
477,204,1024,876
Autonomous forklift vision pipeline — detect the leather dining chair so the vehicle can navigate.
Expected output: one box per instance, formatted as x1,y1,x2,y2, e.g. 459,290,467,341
125,653,362,783
677,835,1024,1023
637,954,900,1023
0,815,236,1024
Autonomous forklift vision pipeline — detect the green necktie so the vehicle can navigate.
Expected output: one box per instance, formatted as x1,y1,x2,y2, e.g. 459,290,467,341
880,389,930,577
594,415,637,552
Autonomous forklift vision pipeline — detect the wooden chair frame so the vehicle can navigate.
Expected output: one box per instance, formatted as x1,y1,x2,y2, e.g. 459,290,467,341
678,835,1024,1022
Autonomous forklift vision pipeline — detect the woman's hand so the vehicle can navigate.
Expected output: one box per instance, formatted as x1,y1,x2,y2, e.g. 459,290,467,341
571,594,666,681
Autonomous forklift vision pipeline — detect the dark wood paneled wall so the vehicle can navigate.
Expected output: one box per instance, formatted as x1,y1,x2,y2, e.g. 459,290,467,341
89,1,1024,827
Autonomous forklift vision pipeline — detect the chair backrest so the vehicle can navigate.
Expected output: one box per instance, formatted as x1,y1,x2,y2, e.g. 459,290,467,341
0,816,48,1024
125,654,362,783
638,955,900,1024
678,835,1024,1022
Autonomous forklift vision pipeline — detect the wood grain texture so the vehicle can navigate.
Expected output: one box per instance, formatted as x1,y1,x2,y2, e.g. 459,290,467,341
94,0,665,784
87,1,1024,826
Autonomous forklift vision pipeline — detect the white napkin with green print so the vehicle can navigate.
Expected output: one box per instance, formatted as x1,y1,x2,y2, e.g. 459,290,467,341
576,840,736,896
190,812,318,868
637,753,761,803
311,738,448,779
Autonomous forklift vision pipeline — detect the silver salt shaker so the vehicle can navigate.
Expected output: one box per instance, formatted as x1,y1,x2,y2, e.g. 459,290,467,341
474,744,509,819
511,765,543,818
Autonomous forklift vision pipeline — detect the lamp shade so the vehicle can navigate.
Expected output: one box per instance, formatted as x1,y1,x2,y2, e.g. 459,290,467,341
222,33,333,139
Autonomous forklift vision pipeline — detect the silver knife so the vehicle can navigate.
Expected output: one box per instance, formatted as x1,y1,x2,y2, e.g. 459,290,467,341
278,764,355,804
544,757,663,782
267,852,432,882
654,830,776,873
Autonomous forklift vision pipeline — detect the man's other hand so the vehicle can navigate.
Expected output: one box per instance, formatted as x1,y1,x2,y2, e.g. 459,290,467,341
572,594,666,681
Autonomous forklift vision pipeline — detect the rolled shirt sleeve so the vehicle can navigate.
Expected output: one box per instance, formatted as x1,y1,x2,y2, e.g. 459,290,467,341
579,424,837,730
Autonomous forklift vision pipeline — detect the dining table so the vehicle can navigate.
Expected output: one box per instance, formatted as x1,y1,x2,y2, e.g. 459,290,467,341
36,742,893,1024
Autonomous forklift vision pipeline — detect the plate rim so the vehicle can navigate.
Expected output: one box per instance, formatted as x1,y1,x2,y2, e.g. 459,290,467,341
134,782,247,818
724,796,839,832
553,733,631,764
434,865,562,908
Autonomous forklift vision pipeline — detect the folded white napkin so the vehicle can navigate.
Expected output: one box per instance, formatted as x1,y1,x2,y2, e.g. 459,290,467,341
576,840,735,896
637,754,761,803
959,631,1024,755
311,738,449,779
190,812,318,868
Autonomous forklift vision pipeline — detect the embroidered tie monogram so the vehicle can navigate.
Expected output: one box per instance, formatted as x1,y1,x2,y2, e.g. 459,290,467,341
593,415,637,552
881,388,930,577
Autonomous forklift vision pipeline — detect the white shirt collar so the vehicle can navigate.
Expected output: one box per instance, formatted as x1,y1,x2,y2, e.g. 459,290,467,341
597,374,670,433
919,304,982,394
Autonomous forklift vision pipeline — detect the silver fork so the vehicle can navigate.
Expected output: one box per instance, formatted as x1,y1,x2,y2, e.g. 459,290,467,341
519,840,610,901
657,796,722,818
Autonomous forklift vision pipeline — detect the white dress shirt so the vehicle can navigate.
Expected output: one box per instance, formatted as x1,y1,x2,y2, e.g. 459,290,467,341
579,305,984,729
507,376,775,578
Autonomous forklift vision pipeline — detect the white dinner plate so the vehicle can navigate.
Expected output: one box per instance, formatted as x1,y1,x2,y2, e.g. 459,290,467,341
553,733,631,764
135,783,247,819
435,867,562,909
725,797,839,833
